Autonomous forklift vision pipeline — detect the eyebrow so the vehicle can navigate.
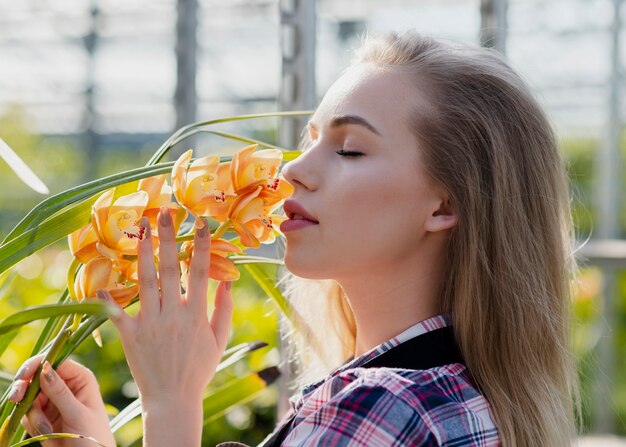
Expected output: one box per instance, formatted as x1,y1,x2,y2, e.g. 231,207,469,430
309,114,382,137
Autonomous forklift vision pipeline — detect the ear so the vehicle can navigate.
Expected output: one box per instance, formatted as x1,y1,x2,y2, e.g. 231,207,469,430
424,197,458,233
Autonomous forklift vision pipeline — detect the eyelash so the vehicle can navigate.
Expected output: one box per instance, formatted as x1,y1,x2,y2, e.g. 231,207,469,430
335,149,364,157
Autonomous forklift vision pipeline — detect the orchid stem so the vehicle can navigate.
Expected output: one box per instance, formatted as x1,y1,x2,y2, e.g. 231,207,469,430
212,220,231,240
66,257,83,332
66,257,81,301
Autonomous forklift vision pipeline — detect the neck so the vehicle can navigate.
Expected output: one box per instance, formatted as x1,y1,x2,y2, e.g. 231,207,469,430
338,246,445,358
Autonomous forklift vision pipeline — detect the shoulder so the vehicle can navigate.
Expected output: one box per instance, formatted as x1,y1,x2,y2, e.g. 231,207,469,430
287,365,499,446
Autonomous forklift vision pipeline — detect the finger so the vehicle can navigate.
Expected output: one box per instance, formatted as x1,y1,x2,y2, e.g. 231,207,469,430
21,415,39,438
24,400,53,436
157,206,182,312
97,289,133,335
210,281,234,354
13,353,45,381
7,379,29,403
137,216,160,319
39,361,85,423
186,218,211,316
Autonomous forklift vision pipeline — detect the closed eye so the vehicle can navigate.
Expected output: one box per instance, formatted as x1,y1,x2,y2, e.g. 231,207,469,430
336,150,364,157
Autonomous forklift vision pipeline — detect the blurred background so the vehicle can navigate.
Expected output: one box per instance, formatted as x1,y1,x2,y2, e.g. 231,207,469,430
1,0,625,444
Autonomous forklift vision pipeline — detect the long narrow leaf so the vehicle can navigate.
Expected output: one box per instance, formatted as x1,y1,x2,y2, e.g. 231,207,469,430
231,256,284,266
10,432,107,447
0,302,113,361
244,264,291,321
203,367,280,424
30,289,69,356
244,263,325,356
146,111,312,166
0,302,116,335
169,129,287,150
0,138,49,195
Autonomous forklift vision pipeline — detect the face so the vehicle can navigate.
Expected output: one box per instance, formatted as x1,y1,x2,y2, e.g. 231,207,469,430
281,63,448,281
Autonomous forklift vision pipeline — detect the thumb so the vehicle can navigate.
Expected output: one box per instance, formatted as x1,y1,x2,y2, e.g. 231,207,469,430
39,361,84,423
96,289,132,335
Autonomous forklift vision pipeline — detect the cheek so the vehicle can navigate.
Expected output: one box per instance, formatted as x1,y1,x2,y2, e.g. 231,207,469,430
328,181,423,257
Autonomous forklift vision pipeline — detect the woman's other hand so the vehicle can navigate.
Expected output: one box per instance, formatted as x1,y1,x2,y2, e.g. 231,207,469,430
8,354,115,447
97,208,233,446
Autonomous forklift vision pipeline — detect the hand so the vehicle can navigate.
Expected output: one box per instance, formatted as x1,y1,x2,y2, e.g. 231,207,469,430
98,207,234,407
8,354,115,447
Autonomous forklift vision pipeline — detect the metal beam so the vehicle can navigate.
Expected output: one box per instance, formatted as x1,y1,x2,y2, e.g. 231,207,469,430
278,0,316,150
174,0,198,149
591,0,623,433
480,0,508,54
82,0,99,182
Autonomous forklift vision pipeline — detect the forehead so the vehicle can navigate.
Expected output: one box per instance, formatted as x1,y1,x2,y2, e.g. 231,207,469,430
310,64,417,135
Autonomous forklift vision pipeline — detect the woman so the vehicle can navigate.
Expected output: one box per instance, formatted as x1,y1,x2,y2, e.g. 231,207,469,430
8,31,578,446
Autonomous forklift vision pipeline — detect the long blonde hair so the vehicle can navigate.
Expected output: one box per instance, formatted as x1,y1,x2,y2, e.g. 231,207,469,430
278,31,578,446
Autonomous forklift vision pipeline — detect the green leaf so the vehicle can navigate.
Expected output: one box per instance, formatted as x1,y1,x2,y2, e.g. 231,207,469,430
30,289,70,356
231,255,284,266
282,150,302,162
0,302,116,335
203,367,280,424
169,130,287,150
244,263,292,321
10,432,107,447
0,137,49,195
146,111,313,166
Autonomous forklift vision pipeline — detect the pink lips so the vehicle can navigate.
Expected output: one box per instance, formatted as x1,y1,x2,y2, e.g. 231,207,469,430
281,199,319,232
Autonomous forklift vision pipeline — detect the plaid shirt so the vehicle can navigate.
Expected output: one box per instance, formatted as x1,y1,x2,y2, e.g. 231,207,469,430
260,314,500,446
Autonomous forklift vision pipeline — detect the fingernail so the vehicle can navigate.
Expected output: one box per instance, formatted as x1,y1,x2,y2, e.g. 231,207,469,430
14,364,28,381
42,362,56,384
7,384,20,402
96,289,110,302
197,220,208,238
37,421,52,435
225,282,232,291
159,207,172,227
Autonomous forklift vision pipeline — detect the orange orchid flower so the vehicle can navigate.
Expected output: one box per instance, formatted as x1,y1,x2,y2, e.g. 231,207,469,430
172,150,235,223
230,144,283,192
68,222,100,264
228,178,293,248
179,238,243,290
137,174,187,231
73,256,138,308
91,189,149,258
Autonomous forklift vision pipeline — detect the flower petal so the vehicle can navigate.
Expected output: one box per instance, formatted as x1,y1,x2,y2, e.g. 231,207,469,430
209,254,240,281
172,149,193,205
108,285,139,308
82,257,116,298
138,174,167,205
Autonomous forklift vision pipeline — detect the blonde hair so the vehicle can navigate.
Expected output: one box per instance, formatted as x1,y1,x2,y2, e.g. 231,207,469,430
278,31,578,446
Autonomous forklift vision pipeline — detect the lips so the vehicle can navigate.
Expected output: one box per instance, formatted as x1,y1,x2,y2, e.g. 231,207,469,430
283,199,319,223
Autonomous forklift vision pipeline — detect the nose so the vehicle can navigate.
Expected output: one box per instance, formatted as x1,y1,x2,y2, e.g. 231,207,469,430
281,151,317,191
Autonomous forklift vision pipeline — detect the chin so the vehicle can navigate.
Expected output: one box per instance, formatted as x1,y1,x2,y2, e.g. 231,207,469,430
283,251,333,280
